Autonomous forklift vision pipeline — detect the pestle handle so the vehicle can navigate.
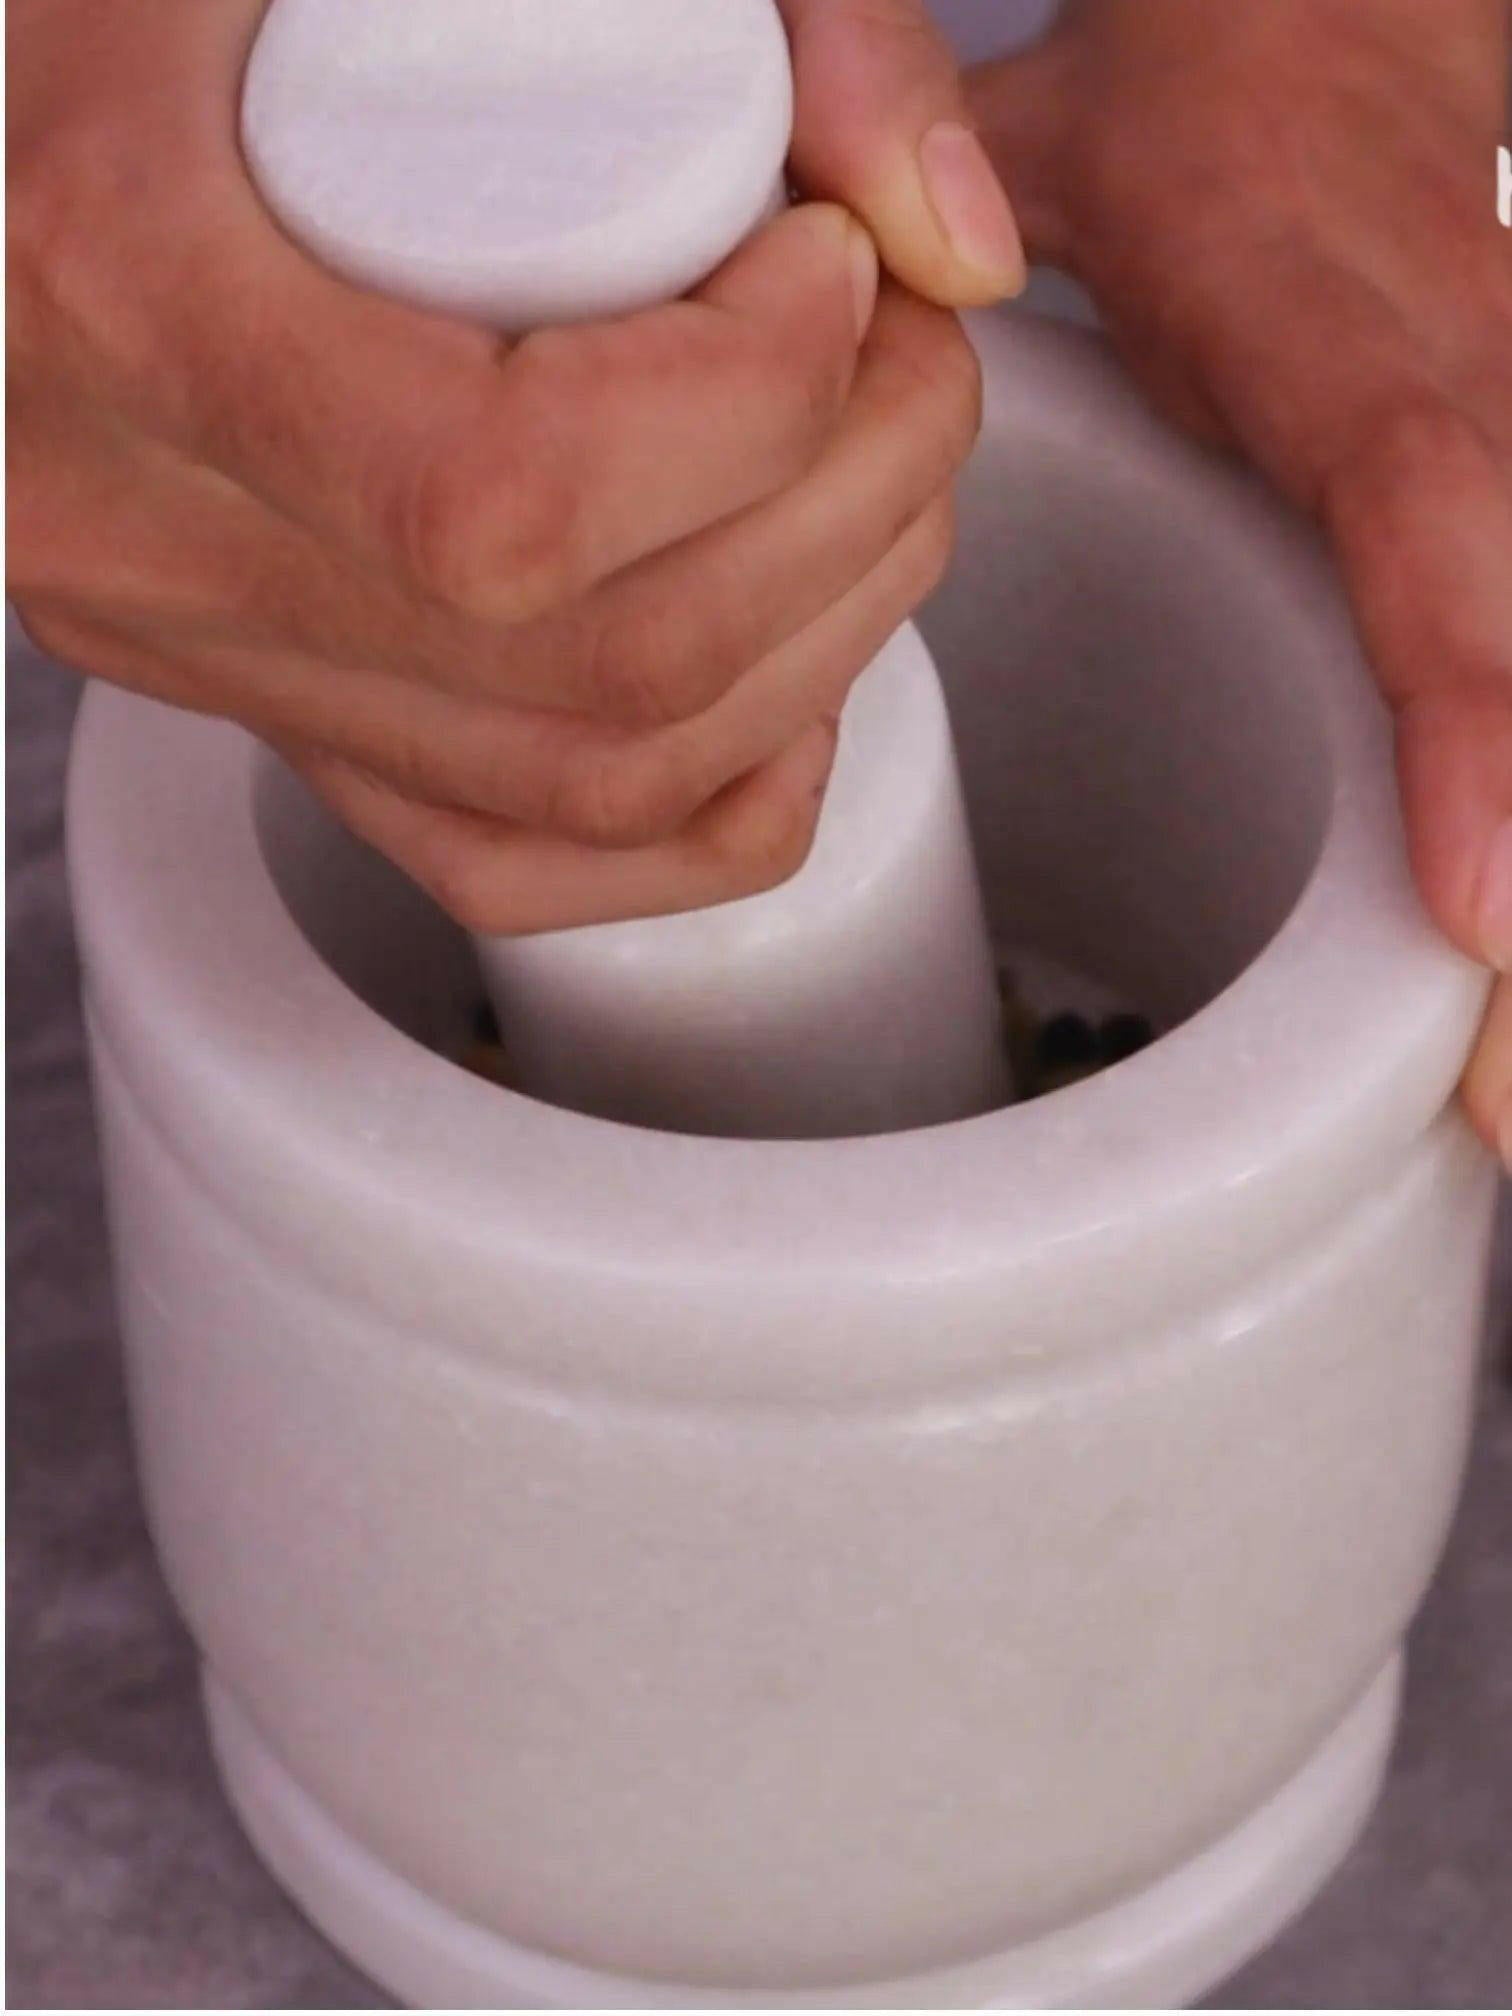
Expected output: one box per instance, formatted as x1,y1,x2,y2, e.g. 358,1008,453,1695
242,0,1010,1136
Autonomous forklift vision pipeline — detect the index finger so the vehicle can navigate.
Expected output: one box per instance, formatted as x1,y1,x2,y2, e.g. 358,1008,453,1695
134,175,875,623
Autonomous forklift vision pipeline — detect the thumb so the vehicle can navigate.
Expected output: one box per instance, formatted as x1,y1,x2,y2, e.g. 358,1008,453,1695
778,0,1025,307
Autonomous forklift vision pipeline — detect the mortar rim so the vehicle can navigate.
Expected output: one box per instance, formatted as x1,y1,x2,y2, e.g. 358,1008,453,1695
67,316,1488,1393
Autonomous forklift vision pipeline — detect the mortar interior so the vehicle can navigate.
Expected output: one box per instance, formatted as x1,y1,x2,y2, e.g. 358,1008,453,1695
253,326,1335,1141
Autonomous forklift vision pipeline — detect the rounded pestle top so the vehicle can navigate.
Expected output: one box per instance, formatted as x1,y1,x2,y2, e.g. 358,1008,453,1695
241,0,794,329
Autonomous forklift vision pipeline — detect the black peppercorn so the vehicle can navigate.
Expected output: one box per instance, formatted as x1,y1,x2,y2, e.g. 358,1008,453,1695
1036,1011,1098,1072
1098,1013,1155,1064
471,995,503,1047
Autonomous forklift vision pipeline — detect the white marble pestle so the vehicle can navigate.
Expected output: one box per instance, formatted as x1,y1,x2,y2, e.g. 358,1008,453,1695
241,0,1008,1137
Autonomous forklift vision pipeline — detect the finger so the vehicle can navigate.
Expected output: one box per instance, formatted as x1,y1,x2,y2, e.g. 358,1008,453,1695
1461,976,1512,1166
24,510,901,849
288,720,840,935
120,172,875,620
1396,691,1512,974
321,494,950,842
276,493,947,845
36,480,939,855
211,284,968,733
4,393,370,656
8,602,424,778
780,0,1024,305
1321,396,1512,972
1129,240,1512,975
540,287,978,727
35,286,970,739
544,493,954,846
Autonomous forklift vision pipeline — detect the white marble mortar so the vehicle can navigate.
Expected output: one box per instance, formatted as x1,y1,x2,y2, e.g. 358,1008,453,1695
68,313,1497,2007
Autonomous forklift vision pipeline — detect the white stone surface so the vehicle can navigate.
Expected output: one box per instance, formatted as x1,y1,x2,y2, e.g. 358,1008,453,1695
242,0,793,327
485,624,1008,1135
242,0,1009,1137
67,314,1498,2005
203,1657,1403,2008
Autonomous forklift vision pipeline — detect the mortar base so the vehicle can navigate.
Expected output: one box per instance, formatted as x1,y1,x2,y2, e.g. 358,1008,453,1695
204,1655,1399,2010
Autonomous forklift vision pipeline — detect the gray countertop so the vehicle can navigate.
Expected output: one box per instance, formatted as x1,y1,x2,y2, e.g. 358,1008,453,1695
9,647,1511,2010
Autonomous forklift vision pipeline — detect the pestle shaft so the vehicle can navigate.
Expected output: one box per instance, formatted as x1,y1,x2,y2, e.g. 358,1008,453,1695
242,0,1009,1136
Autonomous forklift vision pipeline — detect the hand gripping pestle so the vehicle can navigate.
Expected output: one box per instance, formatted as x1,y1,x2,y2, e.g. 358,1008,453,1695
242,0,1010,1137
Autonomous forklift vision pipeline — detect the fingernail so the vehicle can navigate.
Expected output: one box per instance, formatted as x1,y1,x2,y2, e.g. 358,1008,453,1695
846,220,879,340
1479,819,1512,970
919,121,1025,293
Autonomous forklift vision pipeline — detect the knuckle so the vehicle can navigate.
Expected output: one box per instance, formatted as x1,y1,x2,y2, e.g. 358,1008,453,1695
9,118,93,289
367,722,442,807
582,594,727,728
8,154,104,372
920,314,985,473
9,107,190,388
391,451,490,614
800,312,862,432
580,601,678,727
703,777,824,897
421,839,509,935
394,422,582,624
550,739,692,849
882,301,984,489
863,496,957,643
750,320,853,475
